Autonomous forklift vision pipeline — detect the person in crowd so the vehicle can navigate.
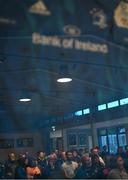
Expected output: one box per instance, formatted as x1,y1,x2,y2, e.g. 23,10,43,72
101,145,109,160
15,154,27,179
72,149,81,165
78,148,84,157
4,152,18,179
108,155,128,179
37,151,50,178
75,155,94,179
55,150,65,169
125,145,128,158
116,146,126,159
91,147,105,166
103,154,114,178
61,150,78,179
0,162,5,179
91,153,105,179
48,152,57,170
124,145,128,169
61,151,67,162
26,157,42,179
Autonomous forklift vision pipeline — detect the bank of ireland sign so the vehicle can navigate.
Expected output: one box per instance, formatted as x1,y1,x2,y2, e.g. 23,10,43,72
32,32,108,54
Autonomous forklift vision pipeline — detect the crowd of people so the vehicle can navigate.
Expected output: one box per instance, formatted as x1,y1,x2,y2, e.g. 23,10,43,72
0,145,128,179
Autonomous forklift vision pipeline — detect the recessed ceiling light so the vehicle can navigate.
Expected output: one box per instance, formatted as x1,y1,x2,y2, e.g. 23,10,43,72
19,98,31,102
57,78,72,83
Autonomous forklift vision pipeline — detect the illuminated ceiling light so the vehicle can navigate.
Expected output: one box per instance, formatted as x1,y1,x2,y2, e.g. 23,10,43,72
19,98,31,102
57,77,72,83
19,90,31,102
57,64,72,83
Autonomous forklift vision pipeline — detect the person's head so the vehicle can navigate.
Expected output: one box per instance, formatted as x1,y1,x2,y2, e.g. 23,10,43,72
91,154,100,165
72,150,78,157
116,156,124,169
37,151,45,159
79,148,84,156
92,148,99,155
117,146,123,154
28,157,37,168
18,155,27,167
82,156,92,168
8,152,16,162
55,149,59,155
65,151,73,162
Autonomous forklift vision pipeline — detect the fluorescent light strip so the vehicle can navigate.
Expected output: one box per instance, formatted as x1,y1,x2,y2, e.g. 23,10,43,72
19,98,31,102
120,98,128,105
98,104,107,111
107,100,119,108
57,78,72,83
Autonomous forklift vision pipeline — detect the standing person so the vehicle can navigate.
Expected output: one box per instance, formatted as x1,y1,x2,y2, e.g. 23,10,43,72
91,154,105,179
48,152,57,170
75,155,94,179
26,157,42,179
103,155,114,178
108,155,128,179
4,152,18,179
116,147,126,159
55,150,64,169
125,145,128,170
72,150,81,165
37,151,50,178
15,155,27,179
101,145,109,161
92,147,105,166
125,145,128,158
61,151,78,179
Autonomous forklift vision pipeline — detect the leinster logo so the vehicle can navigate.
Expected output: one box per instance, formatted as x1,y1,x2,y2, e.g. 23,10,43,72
114,1,128,29
90,8,108,29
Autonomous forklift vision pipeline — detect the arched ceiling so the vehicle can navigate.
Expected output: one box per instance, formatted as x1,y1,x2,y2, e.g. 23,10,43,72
0,0,128,130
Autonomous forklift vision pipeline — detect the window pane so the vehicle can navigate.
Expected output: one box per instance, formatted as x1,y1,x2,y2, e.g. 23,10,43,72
107,101,119,109
108,134,118,154
75,110,82,116
120,98,128,105
100,136,107,148
98,104,107,111
118,134,126,148
78,134,87,146
108,128,116,135
83,108,90,114
118,127,125,134
99,129,107,136
68,134,77,146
